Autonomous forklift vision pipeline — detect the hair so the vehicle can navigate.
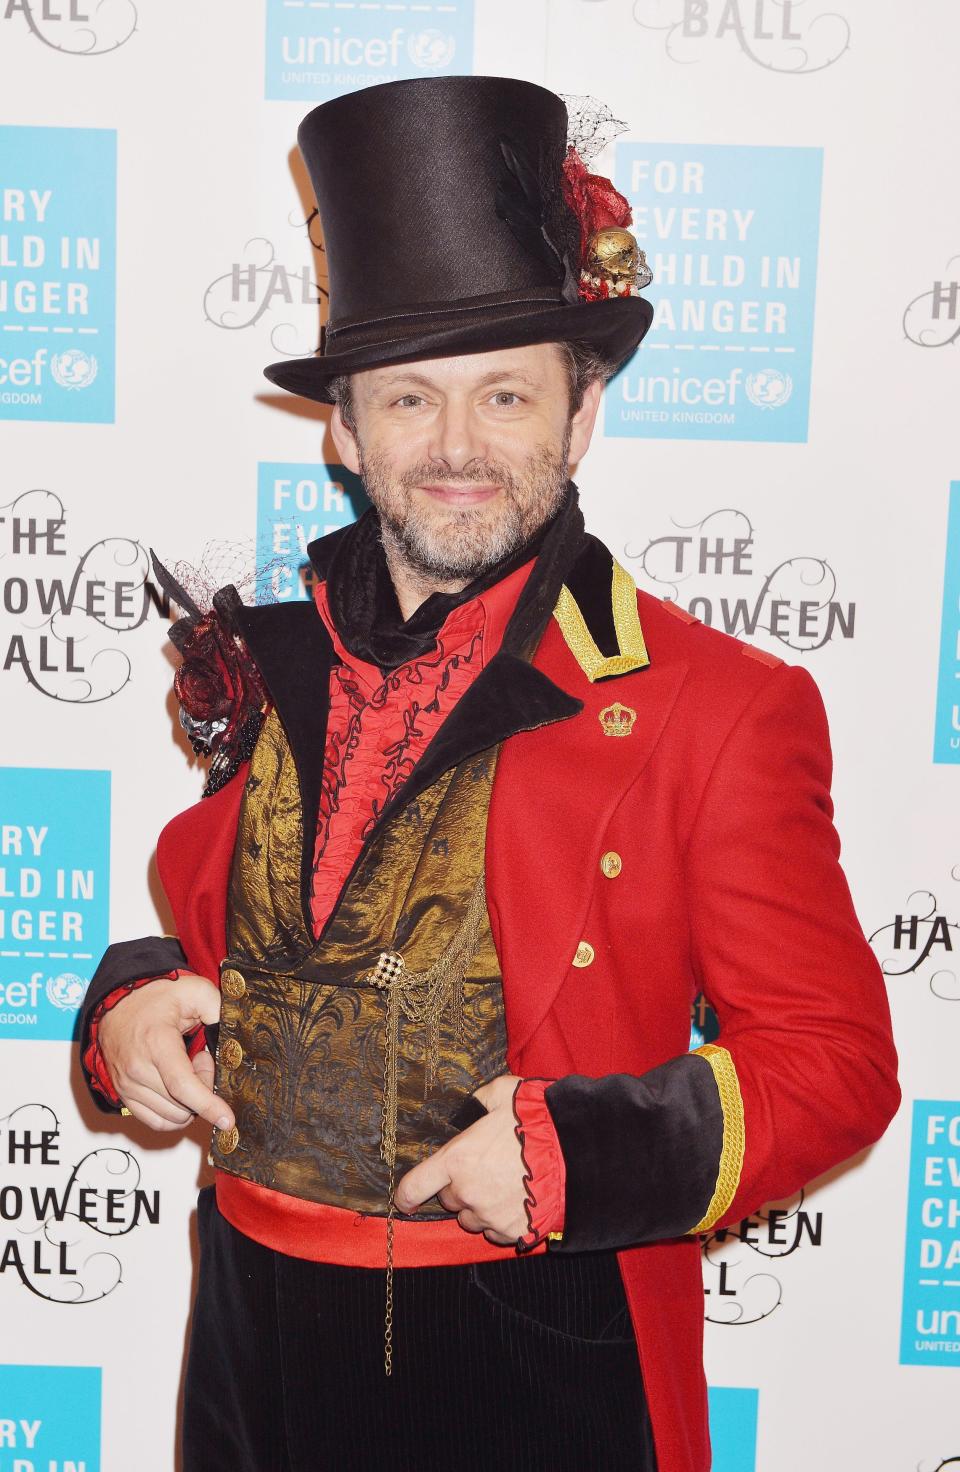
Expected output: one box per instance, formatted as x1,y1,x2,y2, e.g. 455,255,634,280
559,339,613,413
328,372,356,432
327,339,610,434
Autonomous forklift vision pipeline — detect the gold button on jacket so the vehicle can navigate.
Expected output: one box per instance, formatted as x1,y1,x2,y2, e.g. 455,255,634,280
220,1038,243,1070
221,969,246,1000
572,941,595,968
215,1125,240,1155
600,851,622,879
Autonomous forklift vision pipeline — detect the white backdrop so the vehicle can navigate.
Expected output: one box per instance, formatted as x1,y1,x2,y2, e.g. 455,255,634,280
1,3,958,1468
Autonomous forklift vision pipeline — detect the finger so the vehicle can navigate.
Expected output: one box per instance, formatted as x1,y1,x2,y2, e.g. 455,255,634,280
121,1078,194,1127
153,1034,234,1129
119,1094,188,1133
192,1049,215,1089
456,1209,487,1236
482,1228,518,1247
121,1056,221,1132
437,1185,466,1214
394,1152,452,1215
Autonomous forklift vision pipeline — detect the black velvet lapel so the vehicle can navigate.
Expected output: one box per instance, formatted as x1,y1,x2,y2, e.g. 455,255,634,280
496,483,586,659
369,653,582,840
563,535,620,660
230,598,334,925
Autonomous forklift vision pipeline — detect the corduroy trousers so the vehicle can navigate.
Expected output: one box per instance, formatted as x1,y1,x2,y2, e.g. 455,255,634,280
183,1184,658,1471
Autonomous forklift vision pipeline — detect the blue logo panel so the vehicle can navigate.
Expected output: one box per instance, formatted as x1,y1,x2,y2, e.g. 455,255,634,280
607,143,823,442
0,1364,101,1469
708,1386,759,1472
265,0,474,102
0,126,116,423
934,482,960,763
900,1100,960,1365
689,992,720,1050
0,768,110,1040
256,461,370,604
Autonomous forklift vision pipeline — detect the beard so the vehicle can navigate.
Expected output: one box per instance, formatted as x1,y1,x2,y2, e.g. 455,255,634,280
356,430,571,583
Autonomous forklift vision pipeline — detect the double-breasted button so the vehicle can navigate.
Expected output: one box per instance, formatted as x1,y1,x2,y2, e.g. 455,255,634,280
221,969,246,1000
600,851,622,879
215,1125,239,1155
572,941,595,968
220,1038,243,1070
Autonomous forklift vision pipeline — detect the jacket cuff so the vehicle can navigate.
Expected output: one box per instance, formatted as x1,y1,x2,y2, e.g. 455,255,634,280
79,937,189,1112
513,1078,566,1250
544,1046,742,1253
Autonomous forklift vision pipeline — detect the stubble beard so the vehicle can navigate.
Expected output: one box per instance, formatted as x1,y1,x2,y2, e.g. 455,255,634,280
356,431,572,584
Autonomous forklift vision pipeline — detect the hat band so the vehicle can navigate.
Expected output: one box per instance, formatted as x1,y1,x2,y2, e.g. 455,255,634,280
325,287,565,350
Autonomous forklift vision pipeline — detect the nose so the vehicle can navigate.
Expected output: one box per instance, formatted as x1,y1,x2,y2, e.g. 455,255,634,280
427,397,489,475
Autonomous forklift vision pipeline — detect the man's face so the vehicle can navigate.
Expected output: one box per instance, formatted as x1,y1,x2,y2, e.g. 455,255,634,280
329,342,602,583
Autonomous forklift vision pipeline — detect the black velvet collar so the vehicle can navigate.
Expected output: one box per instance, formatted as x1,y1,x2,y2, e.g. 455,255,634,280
315,482,579,673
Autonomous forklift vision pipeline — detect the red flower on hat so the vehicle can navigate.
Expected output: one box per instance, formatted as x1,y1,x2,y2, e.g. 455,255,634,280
173,612,266,751
560,145,634,263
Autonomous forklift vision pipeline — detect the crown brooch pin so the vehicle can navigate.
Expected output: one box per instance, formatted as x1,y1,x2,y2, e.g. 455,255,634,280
599,701,637,738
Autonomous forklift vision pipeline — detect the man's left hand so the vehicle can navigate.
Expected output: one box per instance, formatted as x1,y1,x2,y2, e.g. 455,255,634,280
393,1073,528,1244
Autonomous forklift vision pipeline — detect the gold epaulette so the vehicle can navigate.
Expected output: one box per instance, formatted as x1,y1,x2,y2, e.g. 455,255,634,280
552,559,650,683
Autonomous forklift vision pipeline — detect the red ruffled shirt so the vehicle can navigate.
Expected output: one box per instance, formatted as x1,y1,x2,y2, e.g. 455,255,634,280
87,561,564,1258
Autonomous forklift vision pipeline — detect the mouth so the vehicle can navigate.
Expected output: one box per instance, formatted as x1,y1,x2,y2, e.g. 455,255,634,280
416,482,502,507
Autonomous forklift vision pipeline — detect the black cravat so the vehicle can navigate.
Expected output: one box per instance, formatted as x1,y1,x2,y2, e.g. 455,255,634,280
323,481,584,673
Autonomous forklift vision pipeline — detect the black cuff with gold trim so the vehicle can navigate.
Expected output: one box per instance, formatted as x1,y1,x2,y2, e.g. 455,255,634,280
544,1047,742,1253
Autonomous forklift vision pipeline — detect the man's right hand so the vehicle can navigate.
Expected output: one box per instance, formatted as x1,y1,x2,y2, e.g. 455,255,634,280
97,974,234,1134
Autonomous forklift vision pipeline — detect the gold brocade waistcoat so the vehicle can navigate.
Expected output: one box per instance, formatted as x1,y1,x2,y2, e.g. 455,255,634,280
209,708,507,1218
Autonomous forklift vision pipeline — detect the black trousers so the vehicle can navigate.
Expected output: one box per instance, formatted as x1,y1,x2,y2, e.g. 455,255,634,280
183,1185,657,1471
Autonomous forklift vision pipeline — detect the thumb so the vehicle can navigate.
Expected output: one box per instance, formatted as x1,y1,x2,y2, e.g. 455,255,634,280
174,974,223,1030
473,1073,521,1113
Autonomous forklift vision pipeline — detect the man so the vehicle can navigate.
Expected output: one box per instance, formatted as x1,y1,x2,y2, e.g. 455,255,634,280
78,76,900,1472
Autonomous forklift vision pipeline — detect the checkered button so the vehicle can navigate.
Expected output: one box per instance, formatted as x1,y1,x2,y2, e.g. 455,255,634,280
372,951,406,986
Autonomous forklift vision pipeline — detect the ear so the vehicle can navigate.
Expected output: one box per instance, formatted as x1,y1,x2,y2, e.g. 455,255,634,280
329,403,361,474
567,376,604,466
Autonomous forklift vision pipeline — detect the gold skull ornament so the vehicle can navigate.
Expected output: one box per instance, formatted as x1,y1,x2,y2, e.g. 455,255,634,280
585,227,641,283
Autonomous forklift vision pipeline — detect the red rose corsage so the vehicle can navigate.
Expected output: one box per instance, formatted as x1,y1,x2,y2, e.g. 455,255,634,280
151,554,267,797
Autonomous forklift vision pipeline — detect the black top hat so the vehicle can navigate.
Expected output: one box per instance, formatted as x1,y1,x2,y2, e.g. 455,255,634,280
263,75,653,404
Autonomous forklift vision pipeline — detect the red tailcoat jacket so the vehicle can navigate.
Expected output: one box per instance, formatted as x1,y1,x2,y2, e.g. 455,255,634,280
81,530,900,1472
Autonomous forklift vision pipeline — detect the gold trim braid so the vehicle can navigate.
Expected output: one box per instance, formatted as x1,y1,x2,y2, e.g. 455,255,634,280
687,1043,745,1234
552,559,650,683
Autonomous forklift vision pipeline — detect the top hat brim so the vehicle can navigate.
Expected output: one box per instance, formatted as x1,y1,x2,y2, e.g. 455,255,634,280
262,295,653,405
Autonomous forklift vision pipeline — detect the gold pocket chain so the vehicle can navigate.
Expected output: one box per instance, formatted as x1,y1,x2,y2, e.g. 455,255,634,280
367,871,489,1375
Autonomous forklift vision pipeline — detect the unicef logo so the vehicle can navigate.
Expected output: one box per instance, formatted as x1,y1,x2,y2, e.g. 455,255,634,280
407,28,456,69
745,368,793,410
46,973,88,1011
50,349,99,391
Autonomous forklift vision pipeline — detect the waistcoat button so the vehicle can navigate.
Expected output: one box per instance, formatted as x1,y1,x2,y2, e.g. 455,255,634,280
600,851,622,879
221,969,246,999
215,1125,239,1155
572,941,595,968
220,1038,243,1069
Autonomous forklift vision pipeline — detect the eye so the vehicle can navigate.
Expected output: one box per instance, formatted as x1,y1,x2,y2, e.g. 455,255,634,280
490,391,521,407
395,393,424,409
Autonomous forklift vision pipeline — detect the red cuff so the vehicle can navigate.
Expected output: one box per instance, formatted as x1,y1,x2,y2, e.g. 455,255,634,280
513,1077,566,1251
83,971,181,1106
